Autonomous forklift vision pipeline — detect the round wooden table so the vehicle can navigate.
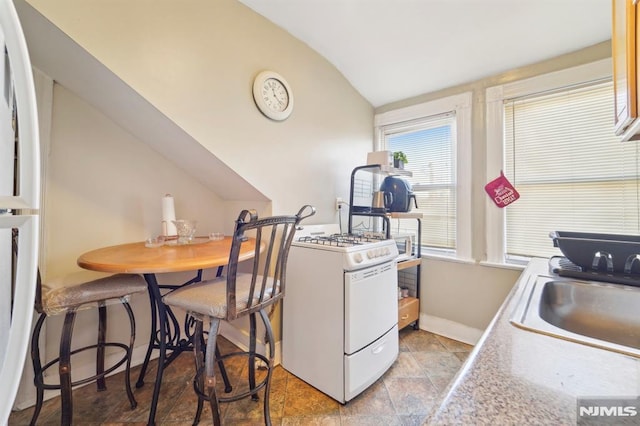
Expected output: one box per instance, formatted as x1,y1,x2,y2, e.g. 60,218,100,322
77,236,258,425
78,236,257,274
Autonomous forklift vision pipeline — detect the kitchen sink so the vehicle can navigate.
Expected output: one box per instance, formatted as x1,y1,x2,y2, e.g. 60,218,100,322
510,275,640,357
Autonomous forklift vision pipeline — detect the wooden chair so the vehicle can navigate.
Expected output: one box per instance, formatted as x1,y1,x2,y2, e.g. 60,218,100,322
28,266,147,425
162,205,315,425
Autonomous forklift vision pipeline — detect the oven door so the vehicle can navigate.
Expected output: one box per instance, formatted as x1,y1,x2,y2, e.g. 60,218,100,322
344,260,398,354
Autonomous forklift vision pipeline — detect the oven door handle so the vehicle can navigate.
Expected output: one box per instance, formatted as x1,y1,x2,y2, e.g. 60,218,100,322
371,339,387,355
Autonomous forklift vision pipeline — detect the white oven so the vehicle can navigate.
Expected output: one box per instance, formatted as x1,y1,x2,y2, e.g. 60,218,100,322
282,224,399,403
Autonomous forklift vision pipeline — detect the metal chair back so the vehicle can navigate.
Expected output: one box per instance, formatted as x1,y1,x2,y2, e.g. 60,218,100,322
224,205,315,320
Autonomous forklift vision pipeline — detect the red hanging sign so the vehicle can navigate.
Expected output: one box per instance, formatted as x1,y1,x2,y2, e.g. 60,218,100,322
485,171,519,208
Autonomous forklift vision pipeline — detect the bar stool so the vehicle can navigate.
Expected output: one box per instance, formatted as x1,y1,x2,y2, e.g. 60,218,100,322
163,205,315,425
29,270,147,425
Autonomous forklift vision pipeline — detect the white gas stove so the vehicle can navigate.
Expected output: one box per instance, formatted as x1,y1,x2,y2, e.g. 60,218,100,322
283,224,399,403
292,224,399,271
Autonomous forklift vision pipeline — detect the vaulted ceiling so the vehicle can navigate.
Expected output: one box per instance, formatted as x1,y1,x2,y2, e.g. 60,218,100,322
239,0,612,107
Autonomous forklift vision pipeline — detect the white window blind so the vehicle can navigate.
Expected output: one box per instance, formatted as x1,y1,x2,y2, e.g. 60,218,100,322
504,80,640,259
384,114,456,250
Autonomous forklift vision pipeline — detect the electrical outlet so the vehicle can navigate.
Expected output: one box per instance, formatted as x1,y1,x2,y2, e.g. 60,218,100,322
335,197,343,211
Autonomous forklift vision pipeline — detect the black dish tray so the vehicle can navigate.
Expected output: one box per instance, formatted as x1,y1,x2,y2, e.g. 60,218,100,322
549,256,640,287
550,231,640,274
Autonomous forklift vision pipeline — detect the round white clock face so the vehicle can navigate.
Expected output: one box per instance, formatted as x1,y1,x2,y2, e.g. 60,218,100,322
262,78,289,112
253,71,294,121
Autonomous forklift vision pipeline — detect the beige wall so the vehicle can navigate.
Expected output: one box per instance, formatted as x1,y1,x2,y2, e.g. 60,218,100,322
44,85,231,277
26,2,375,307
25,0,374,223
376,41,612,337
16,0,613,404
15,0,376,407
38,82,229,389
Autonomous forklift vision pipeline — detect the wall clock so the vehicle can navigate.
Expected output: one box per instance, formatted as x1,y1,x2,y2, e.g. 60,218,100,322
252,70,294,121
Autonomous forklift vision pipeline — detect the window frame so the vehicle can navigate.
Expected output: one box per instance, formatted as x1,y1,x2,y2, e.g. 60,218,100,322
374,92,473,262
485,58,613,265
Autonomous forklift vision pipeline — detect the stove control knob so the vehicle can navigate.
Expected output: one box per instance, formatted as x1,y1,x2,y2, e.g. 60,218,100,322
353,253,363,263
367,250,374,259
383,247,390,256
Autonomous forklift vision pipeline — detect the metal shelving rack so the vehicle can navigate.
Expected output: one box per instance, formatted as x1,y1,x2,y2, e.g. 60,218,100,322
347,164,422,329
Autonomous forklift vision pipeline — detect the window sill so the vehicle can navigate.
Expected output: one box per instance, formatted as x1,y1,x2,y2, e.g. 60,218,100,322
478,260,528,271
420,250,543,270
420,250,475,265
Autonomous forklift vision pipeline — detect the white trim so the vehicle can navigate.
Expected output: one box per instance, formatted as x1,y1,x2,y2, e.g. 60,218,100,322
419,313,483,346
219,321,280,365
421,251,475,265
13,68,53,411
375,92,472,127
485,59,613,265
455,94,472,260
12,322,283,410
488,58,612,101
374,92,473,260
12,321,281,410
485,86,506,264
478,260,526,271
13,341,161,410
32,68,52,275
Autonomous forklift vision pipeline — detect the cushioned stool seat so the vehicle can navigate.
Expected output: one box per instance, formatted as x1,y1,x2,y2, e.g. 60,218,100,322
29,271,147,426
163,273,279,318
162,205,314,426
41,272,148,314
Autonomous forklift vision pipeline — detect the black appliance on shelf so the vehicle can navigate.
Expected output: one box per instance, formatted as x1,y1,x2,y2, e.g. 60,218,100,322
379,176,417,213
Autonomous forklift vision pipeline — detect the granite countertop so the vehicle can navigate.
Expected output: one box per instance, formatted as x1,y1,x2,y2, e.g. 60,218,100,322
427,258,640,425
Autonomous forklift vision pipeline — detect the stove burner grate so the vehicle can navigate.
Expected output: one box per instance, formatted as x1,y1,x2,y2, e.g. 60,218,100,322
297,232,388,247
297,236,353,247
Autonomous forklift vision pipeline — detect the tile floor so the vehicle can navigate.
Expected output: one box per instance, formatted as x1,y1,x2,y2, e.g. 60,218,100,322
8,328,473,425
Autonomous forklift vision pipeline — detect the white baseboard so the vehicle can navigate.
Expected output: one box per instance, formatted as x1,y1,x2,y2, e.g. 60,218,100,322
13,325,281,411
418,313,484,346
219,322,281,366
13,344,158,410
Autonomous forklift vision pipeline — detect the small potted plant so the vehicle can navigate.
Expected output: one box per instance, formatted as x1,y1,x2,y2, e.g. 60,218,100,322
393,151,408,169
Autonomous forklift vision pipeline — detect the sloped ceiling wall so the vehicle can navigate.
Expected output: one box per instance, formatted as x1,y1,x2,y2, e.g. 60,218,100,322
14,0,374,221
14,0,267,202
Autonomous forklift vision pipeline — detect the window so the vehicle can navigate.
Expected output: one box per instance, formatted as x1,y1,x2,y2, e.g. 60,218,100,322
384,115,456,249
486,59,640,263
375,92,472,260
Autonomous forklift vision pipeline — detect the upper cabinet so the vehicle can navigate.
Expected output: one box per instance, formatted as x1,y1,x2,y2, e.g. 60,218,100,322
614,0,640,140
